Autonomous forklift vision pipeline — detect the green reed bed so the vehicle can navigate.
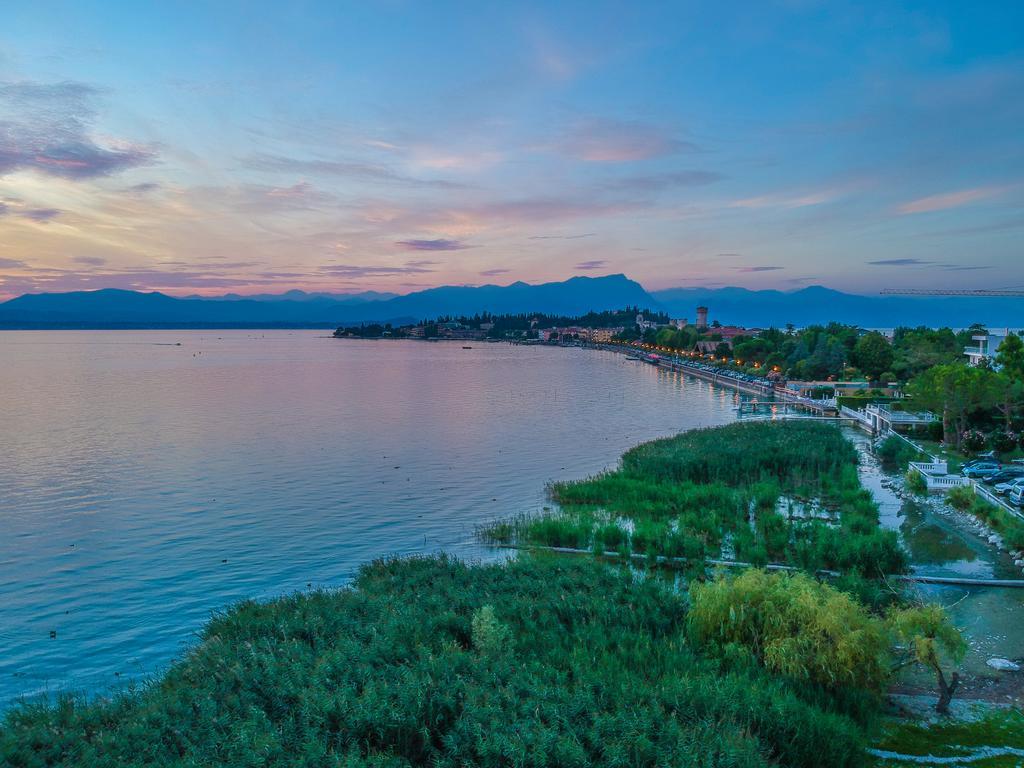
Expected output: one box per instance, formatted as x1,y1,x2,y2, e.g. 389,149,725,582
1,556,877,768
480,421,908,577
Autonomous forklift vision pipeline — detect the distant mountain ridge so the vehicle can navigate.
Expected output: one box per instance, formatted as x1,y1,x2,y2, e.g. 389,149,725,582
650,285,1023,328
186,289,399,304
0,276,1020,329
0,275,656,329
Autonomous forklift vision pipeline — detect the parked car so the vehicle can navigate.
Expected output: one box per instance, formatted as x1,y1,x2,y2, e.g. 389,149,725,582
962,457,994,470
995,477,1024,495
962,462,1002,479
983,468,1024,486
1010,486,1024,507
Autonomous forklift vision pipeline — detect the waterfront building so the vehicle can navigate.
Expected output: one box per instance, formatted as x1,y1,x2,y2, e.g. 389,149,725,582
588,327,624,343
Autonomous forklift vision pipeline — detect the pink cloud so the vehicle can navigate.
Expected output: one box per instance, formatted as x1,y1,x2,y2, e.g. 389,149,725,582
730,190,838,209
896,186,1005,214
560,118,694,163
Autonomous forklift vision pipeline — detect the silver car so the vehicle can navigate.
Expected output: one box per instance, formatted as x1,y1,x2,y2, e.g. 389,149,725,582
995,476,1024,495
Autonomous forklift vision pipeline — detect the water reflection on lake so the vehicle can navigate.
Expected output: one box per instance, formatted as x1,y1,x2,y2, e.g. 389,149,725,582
0,332,752,708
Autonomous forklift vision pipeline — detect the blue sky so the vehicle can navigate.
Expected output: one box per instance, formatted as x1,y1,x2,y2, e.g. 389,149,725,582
1,1,1022,298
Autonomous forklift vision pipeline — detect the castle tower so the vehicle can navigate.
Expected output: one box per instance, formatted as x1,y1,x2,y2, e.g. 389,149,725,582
696,306,708,329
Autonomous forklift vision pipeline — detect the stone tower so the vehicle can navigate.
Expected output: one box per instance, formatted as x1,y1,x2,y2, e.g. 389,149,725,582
696,306,708,329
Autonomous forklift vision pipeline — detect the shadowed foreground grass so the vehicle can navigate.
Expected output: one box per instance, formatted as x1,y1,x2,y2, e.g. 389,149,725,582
1,556,879,768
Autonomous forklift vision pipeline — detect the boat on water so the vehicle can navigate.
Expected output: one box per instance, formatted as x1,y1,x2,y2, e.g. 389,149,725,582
462,346,473,349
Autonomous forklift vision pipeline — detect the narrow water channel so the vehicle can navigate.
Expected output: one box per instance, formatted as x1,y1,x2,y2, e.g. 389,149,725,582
849,429,1024,677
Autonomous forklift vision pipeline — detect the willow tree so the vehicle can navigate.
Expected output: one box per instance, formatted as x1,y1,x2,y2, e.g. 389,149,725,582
689,570,965,713
688,569,891,692
888,604,967,714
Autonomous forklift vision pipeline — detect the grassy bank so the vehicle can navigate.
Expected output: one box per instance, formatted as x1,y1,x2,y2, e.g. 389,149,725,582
946,486,1024,550
481,421,907,578
872,709,1024,767
1,556,879,768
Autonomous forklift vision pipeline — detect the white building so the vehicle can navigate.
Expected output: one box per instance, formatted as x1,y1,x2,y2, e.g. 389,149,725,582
964,333,1007,366
635,313,658,331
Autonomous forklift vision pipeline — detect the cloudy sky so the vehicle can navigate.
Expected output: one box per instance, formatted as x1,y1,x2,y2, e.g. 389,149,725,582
1,1,1022,299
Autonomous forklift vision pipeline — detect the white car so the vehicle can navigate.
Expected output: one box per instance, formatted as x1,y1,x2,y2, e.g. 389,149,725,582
1011,486,1024,507
995,476,1024,495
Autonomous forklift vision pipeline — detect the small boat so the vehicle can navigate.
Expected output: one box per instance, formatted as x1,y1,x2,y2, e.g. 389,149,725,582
462,346,473,349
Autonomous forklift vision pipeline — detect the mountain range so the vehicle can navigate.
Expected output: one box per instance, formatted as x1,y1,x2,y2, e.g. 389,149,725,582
0,274,1020,329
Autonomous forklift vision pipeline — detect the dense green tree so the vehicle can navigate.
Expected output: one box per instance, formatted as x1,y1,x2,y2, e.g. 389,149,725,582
908,363,999,448
654,325,698,350
890,327,961,381
996,332,1024,380
991,371,1024,430
850,332,894,382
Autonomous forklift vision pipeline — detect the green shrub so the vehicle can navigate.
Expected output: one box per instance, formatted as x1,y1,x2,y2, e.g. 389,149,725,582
904,468,927,495
876,435,922,471
945,485,974,512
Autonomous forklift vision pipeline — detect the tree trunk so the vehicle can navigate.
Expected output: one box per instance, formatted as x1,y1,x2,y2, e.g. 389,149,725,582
934,668,960,715
943,405,953,447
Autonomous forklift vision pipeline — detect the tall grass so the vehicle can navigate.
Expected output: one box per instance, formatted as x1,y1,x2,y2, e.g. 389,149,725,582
481,421,908,577
0,556,875,767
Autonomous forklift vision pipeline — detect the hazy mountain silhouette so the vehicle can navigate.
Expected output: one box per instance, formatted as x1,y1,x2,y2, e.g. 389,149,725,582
1,277,1020,329
186,289,399,303
0,275,656,329
650,285,1023,328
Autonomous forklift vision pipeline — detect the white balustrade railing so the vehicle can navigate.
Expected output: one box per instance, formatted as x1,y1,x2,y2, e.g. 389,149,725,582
909,460,949,476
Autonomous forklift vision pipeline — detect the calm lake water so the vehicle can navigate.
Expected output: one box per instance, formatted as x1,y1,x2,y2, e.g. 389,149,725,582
1,331,1018,709
0,331,752,707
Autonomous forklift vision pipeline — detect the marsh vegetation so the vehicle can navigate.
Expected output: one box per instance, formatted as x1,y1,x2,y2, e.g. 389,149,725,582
480,421,908,578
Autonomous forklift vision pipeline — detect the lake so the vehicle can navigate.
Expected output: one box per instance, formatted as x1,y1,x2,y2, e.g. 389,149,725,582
0,331,752,707
3,330,1019,709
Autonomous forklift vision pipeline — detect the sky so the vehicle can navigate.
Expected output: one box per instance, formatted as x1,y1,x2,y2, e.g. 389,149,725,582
1,1,1022,300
